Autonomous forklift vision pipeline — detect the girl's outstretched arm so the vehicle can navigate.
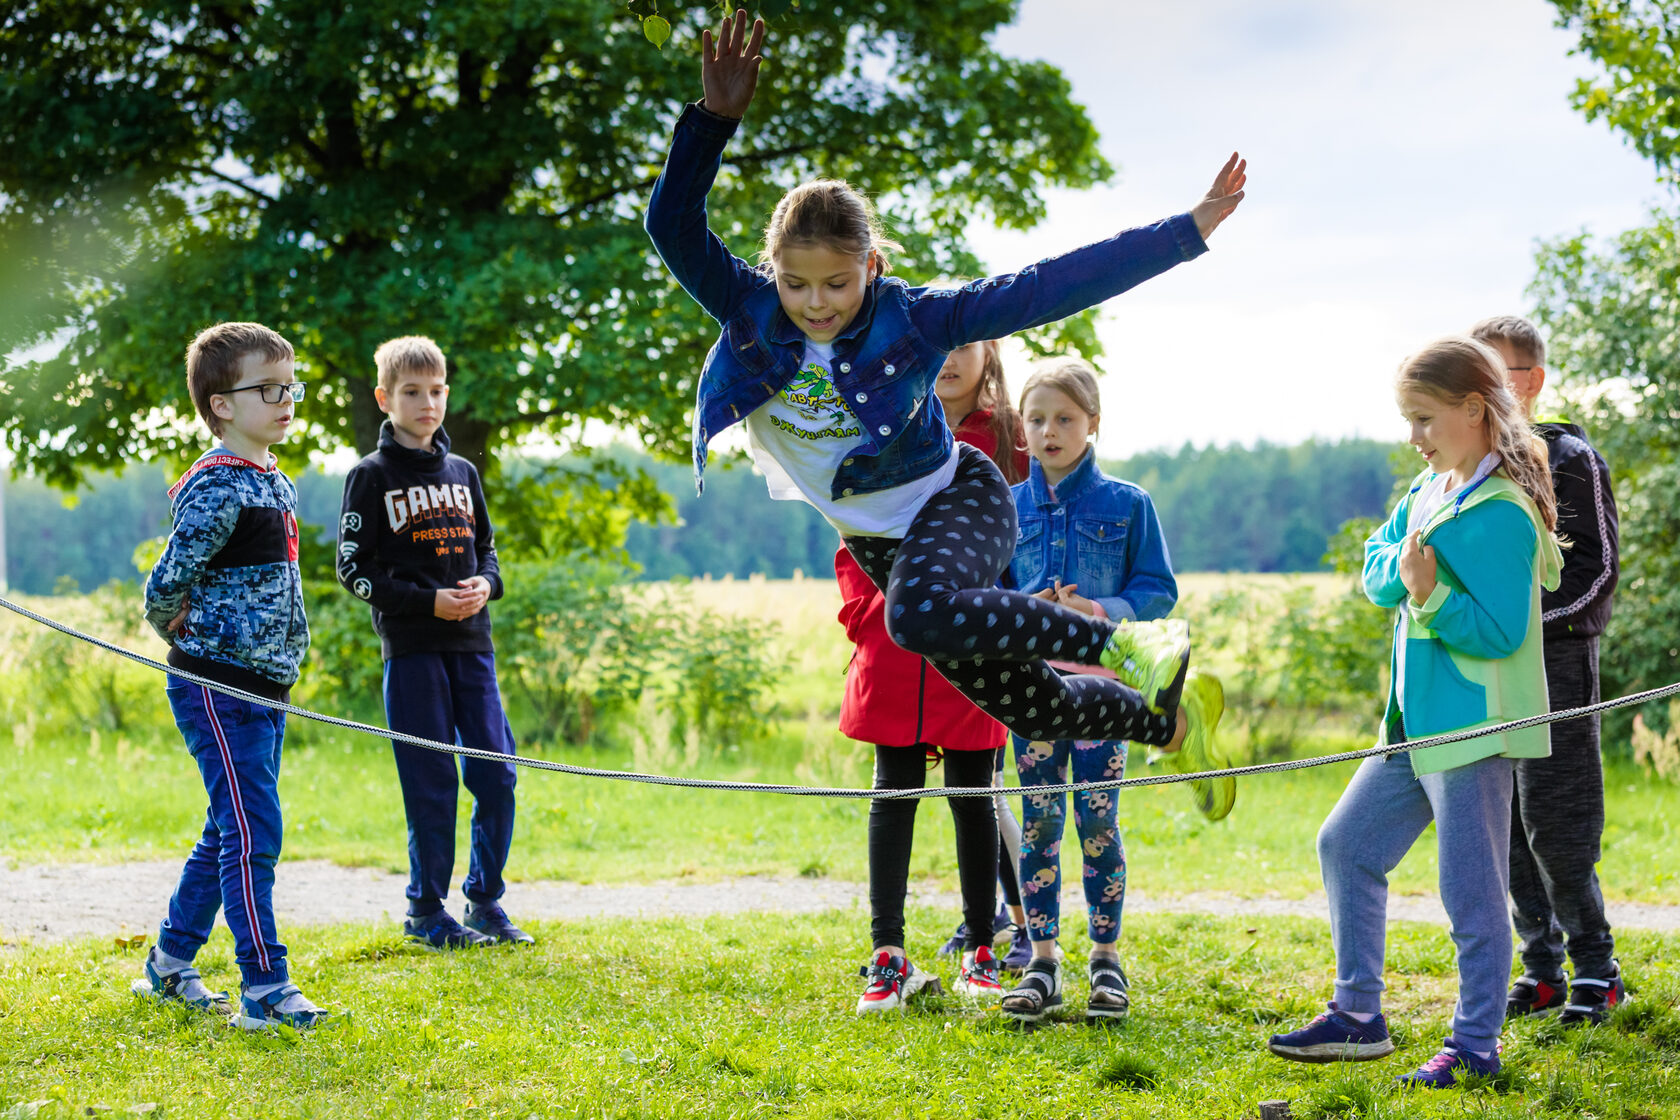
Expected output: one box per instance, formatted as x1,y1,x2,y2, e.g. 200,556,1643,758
910,153,1249,352
702,9,765,120
645,11,768,323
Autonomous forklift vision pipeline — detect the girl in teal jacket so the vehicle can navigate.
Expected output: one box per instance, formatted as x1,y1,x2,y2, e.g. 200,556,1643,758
1268,336,1561,1089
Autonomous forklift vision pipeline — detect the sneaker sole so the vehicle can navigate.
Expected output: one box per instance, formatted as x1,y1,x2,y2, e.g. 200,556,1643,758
130,977,231,1014
954,980,1005,1001
1001,994,1063,1023
1180,675,1235,821
1268,1038,1396,1062
1085,1002,1129,1022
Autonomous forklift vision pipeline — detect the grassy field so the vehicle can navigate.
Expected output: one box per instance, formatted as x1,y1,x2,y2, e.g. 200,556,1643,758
7,911,1680,1118
7,580,1680,1117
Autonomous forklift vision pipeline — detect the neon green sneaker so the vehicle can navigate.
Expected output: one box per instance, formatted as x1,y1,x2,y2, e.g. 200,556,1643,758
1099,618,1190,713
1163,671,1235,821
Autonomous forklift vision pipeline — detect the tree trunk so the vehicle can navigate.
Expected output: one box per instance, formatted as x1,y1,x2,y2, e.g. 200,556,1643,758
345,370,384,457
447,414,495,476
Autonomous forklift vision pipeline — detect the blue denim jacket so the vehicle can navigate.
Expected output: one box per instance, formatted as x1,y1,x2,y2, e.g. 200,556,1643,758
645,102,1209,496
1007,451,1177,623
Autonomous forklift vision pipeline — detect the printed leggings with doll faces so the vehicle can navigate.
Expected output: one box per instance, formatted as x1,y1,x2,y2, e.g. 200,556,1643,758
842,443,1175,746
1013,735,1127,944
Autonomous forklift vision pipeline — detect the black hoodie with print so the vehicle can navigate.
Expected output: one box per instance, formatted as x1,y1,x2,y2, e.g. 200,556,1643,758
336,421,504,660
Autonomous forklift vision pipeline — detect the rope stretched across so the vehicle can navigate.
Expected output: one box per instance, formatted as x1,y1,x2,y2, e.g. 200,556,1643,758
5,593,1678,800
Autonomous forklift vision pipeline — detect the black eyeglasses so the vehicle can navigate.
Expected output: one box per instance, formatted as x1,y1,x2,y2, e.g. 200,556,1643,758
220,382,307,404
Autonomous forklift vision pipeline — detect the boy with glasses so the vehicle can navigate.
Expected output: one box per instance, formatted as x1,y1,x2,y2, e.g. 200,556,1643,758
1470,315,1624,1026
138,321,329,1030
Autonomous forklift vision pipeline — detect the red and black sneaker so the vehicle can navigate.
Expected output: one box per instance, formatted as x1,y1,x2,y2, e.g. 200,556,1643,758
1506,974,1568,1019
1559,962,1627,1027
856,951,940,1015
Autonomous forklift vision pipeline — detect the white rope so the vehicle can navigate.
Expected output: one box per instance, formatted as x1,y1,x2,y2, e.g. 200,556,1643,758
5,593,1678,801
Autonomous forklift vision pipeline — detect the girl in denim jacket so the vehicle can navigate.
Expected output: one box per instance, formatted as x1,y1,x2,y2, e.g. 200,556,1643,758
1268,337,1563,1088
647,10,1240,1008
999,358,1234,1024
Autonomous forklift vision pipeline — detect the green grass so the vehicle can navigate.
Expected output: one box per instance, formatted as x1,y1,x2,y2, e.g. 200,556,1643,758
6,722,1680,905
6,912,1680,1118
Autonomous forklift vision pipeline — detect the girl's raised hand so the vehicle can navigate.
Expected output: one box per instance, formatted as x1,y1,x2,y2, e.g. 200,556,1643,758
1191,152,1247,240
701,8,765,120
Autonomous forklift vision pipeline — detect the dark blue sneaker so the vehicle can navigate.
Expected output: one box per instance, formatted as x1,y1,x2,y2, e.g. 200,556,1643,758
1397,1038,1499,1088
1000,925,1033,973
231,983,329,1031
464,901,535,946
404,908,495,951
1268,1002,1396,1062
937,921,969,957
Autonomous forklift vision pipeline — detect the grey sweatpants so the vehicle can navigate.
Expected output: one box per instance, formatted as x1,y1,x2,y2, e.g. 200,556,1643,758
1318,750,1515,1053
1509,635,1615,980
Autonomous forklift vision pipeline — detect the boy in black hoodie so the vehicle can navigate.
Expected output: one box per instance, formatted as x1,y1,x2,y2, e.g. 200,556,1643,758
337,336,533,949
1471,316,1622,1025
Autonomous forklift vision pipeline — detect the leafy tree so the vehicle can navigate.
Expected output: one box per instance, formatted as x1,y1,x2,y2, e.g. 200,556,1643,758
1525,0,1680,733
0,0,1110,561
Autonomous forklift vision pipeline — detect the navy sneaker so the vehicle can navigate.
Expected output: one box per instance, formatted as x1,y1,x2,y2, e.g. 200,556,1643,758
937,921,969,958
1397,1037,1499,1088
464,901,535,946
1506,973,1568,1019
1268,1003,1396,1062
404,908,495,951
231,983,329,1031
1559,961,1626,1026
1000,925,1033,973
129,947,232,1015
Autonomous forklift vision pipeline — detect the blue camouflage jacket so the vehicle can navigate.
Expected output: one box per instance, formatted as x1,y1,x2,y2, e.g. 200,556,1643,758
143,448,310,693
645,102,1209,497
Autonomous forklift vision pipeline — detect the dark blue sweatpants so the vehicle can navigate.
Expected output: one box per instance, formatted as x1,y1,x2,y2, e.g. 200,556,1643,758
159,678,289,987
382,651,519,918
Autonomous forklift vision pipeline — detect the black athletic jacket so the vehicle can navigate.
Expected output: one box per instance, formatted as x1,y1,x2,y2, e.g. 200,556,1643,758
1539,421,1618,641
336,422,503,659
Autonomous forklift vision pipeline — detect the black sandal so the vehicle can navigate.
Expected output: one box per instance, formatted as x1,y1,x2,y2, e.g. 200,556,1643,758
1001,959,1063,1023
1087,958,1130,1022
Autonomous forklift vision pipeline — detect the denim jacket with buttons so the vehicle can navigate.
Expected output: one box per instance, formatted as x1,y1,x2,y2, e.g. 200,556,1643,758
645,102,1210,497
1006,451,1177,623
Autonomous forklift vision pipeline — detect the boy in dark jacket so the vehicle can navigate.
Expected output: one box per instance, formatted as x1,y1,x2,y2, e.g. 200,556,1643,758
1472,316,1623,1025
139,321,329,1030
337,336,532,949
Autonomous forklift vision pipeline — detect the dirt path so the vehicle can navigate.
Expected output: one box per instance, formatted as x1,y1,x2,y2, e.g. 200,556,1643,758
8,860,1680,946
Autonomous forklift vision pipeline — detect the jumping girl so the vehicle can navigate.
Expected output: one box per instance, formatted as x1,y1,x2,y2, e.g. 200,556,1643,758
647,10,1243,1006
1267,337,1563,1088
997,357,1231,1025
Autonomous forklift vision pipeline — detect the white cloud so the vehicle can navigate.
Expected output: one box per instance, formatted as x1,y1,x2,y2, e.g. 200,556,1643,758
971,0,1666,457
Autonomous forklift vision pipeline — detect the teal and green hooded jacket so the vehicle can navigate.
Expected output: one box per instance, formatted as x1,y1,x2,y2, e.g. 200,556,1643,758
1363,467,1564,776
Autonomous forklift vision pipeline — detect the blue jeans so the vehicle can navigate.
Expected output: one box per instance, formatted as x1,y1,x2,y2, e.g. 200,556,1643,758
159,678,289,987
1318,750,1515,1052
383,651,519,918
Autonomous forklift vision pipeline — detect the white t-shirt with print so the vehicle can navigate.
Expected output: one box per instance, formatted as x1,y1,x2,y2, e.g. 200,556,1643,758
744,339,956,538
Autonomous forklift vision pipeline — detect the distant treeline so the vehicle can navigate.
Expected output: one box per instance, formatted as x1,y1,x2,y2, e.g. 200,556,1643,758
1,438,1403,595
625,439,1404,579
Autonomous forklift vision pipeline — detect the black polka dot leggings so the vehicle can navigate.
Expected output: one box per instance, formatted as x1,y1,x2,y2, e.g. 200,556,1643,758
843,444,1176,748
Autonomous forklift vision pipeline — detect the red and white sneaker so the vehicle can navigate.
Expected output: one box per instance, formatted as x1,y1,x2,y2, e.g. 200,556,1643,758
955,946,1005,1000
856,951,939,1014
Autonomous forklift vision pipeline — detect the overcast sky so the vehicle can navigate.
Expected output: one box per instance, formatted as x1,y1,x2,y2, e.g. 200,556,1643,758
969,0,1666,459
